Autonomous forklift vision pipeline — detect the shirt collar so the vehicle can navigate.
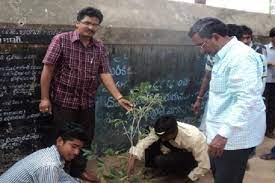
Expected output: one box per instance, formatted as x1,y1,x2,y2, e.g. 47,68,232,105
71,31,100,48
71,31,80,42
52,145,65,168
173,126,181,145
215,36,238,62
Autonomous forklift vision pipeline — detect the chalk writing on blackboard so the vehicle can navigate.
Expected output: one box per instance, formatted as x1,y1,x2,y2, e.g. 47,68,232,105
0,36,22,44
0,28,63,36
0,53,37,61
0,110,26,122
0,133,40,150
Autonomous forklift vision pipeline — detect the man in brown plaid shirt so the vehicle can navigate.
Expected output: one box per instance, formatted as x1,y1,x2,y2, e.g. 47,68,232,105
39,7,133,182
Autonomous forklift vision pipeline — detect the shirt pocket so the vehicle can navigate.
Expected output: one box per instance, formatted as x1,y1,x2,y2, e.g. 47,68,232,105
87,51,95,64
210,75,227,93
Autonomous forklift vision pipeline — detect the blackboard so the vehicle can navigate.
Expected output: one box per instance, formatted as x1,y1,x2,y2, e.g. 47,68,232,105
0,26,204,171
0,27,69,44
94,44,204,151
0,26,71,171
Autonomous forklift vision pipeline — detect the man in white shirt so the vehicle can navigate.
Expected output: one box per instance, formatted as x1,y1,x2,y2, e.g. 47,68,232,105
189,17,265,183
127,116,210,182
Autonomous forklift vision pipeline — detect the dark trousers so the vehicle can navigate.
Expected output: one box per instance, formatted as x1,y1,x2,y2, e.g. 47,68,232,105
145,140,197,176
210,148,253,183
264,83,275,134
52,104,95,178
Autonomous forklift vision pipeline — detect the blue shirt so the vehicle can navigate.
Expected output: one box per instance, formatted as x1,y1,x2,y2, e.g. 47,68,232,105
206,37,266,150
0,145,79,183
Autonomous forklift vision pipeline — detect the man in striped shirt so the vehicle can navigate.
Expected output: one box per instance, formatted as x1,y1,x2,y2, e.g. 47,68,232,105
0,122,89,183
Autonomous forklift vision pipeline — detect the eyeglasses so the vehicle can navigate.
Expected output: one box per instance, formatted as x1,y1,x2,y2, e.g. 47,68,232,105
200,41,207,49
80,21,101,29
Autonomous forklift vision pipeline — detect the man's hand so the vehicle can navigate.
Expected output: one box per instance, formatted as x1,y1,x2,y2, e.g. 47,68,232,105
126,155,137,175
118,98,134,111
208,134,227,157
81,170,98,183
39,98,52,114
192,100,201,115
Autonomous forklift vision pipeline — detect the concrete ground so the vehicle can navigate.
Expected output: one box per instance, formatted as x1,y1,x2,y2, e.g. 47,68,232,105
243,137,275,183
87,137,275,183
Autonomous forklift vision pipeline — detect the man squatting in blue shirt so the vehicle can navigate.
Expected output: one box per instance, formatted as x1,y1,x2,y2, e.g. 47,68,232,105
0,122,89,183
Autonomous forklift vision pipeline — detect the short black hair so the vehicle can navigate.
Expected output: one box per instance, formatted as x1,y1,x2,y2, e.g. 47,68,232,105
188,17,227,39
77,7,103,23
57,122,89,145
269,27,275,37
154,116,177,136
227,24,243,40
240,25,253,36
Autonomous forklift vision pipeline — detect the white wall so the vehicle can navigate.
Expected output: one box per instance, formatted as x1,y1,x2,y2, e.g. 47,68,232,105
207,0,270,14
170,0,272,14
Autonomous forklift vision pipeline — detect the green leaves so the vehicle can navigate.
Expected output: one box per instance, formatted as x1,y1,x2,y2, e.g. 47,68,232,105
82,144,98,160
90,82,164,182
109,118,127,128
128,82,159,102
109,82,163,146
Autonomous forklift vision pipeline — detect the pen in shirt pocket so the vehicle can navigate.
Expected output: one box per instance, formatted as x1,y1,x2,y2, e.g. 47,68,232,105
90,53,95,63
89,54,95,63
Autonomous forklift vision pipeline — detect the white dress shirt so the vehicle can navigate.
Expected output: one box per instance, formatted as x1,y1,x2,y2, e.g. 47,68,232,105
206,37,266,150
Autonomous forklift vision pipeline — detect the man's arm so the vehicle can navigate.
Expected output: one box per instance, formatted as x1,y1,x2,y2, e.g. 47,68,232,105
39,64,55,114
39,35,62,114
192,70,211,115
188,134,210,181
127,129,159,174
35,166,79,183
100,73,133,111
34,166,59,183
129,129,159,160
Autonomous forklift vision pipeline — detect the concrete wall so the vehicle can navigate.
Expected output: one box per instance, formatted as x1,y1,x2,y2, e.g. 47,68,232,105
1,0,275,39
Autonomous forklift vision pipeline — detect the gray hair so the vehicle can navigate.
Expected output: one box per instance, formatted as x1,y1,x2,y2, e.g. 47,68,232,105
188,17,227,39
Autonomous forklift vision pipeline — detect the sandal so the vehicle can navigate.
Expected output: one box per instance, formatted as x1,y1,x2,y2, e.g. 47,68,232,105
260,153,275,160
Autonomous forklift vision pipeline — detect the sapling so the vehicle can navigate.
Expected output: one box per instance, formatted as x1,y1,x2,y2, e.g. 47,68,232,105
110,82,163,147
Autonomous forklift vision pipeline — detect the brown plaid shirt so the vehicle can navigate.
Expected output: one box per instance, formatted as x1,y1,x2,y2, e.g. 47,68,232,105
42,31,111,109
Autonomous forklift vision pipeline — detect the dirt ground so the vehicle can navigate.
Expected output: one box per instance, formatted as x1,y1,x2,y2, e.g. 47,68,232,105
87,137,275,183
